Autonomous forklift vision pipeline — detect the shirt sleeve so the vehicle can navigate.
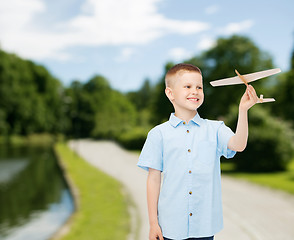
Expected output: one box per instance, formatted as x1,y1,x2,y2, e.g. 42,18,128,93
137,127,163,171
217,122,236,159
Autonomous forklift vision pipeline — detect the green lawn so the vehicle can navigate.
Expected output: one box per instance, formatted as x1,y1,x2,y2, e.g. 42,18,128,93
54,142,130,240
221,160,294,195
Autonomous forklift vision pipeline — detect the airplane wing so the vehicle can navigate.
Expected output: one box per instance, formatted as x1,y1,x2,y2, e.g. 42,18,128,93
257,98,275,103
210,68,281,87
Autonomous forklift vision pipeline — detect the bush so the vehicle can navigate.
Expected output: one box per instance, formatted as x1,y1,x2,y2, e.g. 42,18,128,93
117,127,149,150
226,106,294,172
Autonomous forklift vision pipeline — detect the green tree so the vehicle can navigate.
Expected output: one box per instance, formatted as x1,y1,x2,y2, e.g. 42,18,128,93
127,79,153,110
127,79,155,128
92,90,136,138
0,50,65,135
64,76,110,138
189,35,274,119
82,75,111,136
226,105,294,172
149,62,175,125
29,63,65,133
66,75,137,139
271,45,294,124
149,35,275,125
64,80,85,137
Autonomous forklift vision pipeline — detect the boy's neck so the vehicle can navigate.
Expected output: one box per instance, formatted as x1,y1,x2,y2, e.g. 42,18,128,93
174,109,198,123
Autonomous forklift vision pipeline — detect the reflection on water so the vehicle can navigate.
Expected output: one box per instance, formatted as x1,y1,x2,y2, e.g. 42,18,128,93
0,144,74,240
0,160,29,184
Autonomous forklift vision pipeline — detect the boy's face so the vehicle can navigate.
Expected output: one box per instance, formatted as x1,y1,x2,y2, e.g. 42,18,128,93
166,71,204,113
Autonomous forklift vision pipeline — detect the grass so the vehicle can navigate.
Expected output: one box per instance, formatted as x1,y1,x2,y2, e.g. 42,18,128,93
221,160,294,195
54,142,130,240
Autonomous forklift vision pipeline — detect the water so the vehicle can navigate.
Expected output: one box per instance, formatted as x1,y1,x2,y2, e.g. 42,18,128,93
0,144,74,240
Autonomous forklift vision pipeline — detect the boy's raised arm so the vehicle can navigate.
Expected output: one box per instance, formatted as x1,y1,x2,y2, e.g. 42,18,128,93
228,85,258,152
147,168,163,240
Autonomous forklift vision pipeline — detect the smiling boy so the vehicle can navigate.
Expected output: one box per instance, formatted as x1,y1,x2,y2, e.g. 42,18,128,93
137,63,258,240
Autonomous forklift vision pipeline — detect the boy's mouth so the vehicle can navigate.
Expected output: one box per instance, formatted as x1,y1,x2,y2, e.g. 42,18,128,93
187,97,199,102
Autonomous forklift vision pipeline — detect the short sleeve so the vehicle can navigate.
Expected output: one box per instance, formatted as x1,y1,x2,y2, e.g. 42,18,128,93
217,122,236,159
137,127,163,171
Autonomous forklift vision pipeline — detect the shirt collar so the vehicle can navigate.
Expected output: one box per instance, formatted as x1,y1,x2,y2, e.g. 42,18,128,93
169,113,203,128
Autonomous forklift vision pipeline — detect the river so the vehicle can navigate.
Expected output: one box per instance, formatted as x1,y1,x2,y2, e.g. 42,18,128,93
0,143,74,240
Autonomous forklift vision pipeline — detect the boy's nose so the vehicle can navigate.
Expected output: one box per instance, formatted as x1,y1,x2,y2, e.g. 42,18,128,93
191,89,198,94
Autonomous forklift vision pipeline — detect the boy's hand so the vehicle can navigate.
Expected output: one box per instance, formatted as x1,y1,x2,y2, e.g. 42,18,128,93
239,85,258,111
149,223,163,240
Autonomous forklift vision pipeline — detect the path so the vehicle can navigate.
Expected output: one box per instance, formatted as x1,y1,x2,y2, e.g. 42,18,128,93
68,140,149,240
69,140,294,240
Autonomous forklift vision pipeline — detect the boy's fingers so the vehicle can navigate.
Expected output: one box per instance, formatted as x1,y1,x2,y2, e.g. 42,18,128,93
247,88,254,99
247,85,258,102
155,235,163,240
248,85,257,97
157,231,164,240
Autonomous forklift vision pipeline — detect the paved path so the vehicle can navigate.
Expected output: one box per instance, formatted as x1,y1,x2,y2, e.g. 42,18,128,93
69,140,294,240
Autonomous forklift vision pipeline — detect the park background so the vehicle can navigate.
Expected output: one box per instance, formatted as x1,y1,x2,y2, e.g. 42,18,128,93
0,0,294,239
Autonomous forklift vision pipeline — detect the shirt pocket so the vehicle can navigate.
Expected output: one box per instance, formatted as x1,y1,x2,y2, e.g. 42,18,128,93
196,140,217,166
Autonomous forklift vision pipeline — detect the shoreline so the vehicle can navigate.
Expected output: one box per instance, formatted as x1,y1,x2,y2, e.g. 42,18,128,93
50,142,131,240
49,145,80,240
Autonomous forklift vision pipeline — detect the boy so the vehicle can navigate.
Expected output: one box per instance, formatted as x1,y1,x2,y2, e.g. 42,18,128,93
137,63,258,240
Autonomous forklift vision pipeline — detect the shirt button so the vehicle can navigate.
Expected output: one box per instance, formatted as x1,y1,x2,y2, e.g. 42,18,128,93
189,213,193,216
187,130,190,133
183,122,186,125
189,191,192,195
189,170,192,174
188,149,191,153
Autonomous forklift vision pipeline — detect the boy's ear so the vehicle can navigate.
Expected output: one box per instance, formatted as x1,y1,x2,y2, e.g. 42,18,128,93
165,87,174,101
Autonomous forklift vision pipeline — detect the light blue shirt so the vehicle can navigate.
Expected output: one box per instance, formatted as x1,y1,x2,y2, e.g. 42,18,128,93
137,113,236,239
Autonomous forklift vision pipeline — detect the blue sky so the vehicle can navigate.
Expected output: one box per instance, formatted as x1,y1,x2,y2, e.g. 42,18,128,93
0,0,293,92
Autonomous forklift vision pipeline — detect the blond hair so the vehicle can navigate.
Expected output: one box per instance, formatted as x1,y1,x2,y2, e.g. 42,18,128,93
165,63,202,88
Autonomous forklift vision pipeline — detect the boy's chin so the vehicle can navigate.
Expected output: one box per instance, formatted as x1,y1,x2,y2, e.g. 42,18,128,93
185,107,200,112
188,102,203,110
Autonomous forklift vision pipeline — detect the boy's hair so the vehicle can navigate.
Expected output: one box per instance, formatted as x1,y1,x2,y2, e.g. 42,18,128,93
165,63,202,88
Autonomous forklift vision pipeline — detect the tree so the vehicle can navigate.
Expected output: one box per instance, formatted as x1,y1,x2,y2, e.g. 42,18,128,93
66,75,137,139
0,50,65,136
226,105,294,172
188,35,274,119
127,79,153,111
149,35,275,124
149,62,175,125
64,81,85,137
92,90,136,138
271,44,294,124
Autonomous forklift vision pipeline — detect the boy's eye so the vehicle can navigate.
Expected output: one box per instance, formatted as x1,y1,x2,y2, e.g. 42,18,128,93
184,85,203,89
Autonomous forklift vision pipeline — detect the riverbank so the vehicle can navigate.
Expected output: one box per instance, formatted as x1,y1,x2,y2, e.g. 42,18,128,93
68,140,146,240
53,142,130,240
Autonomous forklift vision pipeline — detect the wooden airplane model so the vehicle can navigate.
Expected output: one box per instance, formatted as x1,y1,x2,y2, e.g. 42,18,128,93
209,68,281,103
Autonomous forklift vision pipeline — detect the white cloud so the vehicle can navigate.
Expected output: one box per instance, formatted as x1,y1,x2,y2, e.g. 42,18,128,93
205,5,219,15
115,47,135,62
0,0,210,61
219,20,254,35
0,0,45,32
0,0,71,60
168,47,192,62
197,35,216,51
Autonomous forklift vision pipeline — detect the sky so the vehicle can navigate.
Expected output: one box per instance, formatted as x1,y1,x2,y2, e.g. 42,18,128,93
0,0,293,92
